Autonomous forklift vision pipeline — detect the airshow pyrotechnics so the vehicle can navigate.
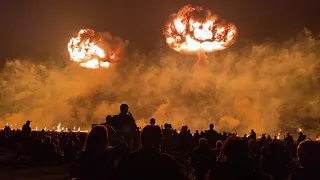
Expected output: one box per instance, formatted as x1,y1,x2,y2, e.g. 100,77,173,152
68,5,238,68
163,5,237,66
68,29,125,69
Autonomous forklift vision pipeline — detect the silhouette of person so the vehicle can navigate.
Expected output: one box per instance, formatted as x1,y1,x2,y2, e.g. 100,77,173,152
101,115,126,148
111,104,137,150
192,138,214,180
205,124,218,148
116,125,185,180
209,136,259,180
297,132,306,144
21,120,32,138
77,125,116,180
19,120,32,158
150,118,156,125
289,140,320,179
105,115,112,125
250,129,256,140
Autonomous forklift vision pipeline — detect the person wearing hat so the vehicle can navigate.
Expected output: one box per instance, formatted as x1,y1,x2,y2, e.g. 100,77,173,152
22,120,32,137
19,120,32,159
111,104,138,151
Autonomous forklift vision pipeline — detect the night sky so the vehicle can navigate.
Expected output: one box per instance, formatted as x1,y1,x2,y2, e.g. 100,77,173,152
1,0,320,66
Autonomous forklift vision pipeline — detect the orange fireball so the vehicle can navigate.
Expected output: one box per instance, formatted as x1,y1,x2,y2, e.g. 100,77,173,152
164,5,237,54
68,29,117,69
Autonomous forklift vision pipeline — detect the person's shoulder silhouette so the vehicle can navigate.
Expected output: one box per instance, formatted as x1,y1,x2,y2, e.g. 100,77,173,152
116,125,185,180
111,104,136,132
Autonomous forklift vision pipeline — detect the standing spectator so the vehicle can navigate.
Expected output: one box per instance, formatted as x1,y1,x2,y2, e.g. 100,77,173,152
205,124,218,149
111,104,138,150
297,132,306,144
250,129,257,140
21,120,32,138
20,120,32,159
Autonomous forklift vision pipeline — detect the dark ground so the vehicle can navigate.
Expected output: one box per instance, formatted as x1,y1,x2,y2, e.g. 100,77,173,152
0,149,69,180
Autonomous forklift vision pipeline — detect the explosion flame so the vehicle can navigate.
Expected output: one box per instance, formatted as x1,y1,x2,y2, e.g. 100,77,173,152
0,30,320,135
163,4,237,64
67,29,118,69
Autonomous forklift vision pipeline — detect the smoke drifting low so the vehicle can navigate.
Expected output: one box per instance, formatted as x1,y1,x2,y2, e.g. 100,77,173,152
1,29,320,135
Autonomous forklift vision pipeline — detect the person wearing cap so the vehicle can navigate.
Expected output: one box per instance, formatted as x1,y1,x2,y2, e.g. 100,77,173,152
21,120,32,137
111,104,138,151
20,120,32,159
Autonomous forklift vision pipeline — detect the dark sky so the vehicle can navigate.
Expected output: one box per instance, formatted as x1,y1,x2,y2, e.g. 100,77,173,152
1,0,320,64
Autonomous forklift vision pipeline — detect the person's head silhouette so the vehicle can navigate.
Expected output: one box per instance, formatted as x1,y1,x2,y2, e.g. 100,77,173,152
199,138,208,148
216,140,223,149
106,115,112,124
26,120,31,126
85,125,109,152
140,125,162,152
120,104,129,114
150,118,156,125
297,140,320,168
223,136,249,163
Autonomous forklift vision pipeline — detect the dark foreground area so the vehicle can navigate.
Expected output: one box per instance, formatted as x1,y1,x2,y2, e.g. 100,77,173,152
1,108,319,180
0,165,68,180
0,149,68,180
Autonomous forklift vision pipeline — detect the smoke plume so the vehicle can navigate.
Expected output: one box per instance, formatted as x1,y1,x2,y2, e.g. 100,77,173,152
1,29,320,135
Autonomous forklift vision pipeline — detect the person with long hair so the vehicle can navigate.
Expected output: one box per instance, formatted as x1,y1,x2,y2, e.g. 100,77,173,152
76,125,116,180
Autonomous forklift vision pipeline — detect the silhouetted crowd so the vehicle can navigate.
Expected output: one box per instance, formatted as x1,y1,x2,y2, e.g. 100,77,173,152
0,104,320,180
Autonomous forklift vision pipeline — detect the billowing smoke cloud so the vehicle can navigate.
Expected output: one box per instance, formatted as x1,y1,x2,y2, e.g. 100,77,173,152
1,29,320,135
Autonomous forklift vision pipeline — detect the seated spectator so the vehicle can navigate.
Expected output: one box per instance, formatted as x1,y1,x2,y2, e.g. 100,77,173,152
116,125,185,180
76,125,116,180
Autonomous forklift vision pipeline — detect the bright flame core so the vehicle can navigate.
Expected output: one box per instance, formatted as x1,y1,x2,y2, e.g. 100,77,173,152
68,29,117,69
164,5,237,54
